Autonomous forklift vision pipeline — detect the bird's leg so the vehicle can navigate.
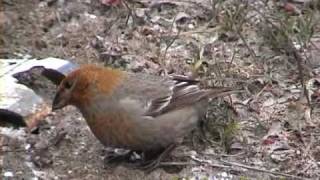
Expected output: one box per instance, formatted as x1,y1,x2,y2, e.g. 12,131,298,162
197,117,211,143
200,120,207,138
139,144,176,172
104,149,134,166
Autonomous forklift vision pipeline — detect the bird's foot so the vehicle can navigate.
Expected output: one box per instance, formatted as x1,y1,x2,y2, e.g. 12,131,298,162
139,158,161,173
104,154,128,164
103,150,133,168
133,144,176,173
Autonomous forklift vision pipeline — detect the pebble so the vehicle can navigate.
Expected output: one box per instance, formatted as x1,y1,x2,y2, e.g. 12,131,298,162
4,171,14,177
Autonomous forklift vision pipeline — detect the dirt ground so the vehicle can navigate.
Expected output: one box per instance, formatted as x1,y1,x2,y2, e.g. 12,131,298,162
2,0,320,179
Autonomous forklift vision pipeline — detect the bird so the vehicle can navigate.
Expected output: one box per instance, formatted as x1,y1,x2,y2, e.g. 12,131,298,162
52,64,239,171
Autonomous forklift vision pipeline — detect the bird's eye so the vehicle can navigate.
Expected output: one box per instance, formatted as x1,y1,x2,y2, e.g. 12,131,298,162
64,81,72,89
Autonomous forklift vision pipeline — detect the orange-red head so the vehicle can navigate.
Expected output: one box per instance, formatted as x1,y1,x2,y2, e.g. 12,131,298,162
52,65,124,110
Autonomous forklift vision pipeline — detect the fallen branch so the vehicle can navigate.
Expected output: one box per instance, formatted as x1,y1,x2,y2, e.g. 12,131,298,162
160,161,196,166
203,151,245,157
190,156,230,169
160,154,307,179
220,160,309,180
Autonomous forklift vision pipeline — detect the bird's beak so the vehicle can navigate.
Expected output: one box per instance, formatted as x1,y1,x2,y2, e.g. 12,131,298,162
52,91,68,111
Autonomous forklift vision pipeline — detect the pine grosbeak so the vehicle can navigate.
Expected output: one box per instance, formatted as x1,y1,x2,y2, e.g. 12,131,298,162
52,65,237,170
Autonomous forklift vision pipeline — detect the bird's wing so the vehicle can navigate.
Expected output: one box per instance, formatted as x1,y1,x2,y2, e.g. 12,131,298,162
144,75,205,116
117,73,232,117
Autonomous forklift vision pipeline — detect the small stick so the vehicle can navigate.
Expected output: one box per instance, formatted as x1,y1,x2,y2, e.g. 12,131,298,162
220,160,308,180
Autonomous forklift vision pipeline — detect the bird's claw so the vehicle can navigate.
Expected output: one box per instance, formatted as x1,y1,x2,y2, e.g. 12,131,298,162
140,159,161,173
134,144,176,172
104,154,123,164
103,151,133,168
128,159,160,173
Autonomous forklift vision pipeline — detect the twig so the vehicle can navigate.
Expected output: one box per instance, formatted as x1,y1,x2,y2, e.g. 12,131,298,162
310,41,320,51
288,40,311,107
251,83,269,102
203,151,245,157
51,130,67,146
229,46,237,64
220,160,308,180
189,156,230,169
242,83,269,108
162,31,180,62
180,154,307,179
235,26,258,61
157,27,220,38
158,15,180,75
1,149,27,153
122,0,137,26
301,133,317,175
160,161,196,166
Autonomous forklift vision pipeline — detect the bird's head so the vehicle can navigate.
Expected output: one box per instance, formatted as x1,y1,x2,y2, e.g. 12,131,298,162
52,65,124,111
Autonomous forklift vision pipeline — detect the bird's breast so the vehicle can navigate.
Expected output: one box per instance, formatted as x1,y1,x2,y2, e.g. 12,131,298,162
78,100,149,150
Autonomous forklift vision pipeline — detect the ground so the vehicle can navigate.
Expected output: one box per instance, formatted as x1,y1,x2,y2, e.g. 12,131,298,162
1,0,320,179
